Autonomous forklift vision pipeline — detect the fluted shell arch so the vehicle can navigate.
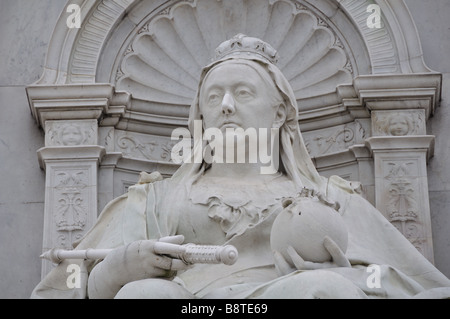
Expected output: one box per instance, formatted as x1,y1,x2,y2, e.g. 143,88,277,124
114,0,355,108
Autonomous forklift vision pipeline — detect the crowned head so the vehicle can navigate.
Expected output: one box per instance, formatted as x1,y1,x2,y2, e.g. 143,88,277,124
213,34,279,65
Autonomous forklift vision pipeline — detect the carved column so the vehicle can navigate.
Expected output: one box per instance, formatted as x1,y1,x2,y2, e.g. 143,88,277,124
27,84,126,277
358,74,441,263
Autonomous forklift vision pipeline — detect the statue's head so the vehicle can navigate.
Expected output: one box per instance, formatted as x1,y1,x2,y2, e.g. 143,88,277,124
387,113,411,136
190,34,298,138
198,58,286,133
179,34,323,190
61,124,83,146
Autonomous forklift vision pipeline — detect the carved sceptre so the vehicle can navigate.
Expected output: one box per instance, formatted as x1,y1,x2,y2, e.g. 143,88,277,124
40,243,238,265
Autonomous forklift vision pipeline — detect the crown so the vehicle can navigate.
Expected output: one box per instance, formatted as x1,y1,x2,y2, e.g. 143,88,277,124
214,34,279,65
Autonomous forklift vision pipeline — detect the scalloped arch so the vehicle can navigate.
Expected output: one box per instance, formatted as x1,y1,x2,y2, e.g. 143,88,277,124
114,0,354,106
34,0,433,90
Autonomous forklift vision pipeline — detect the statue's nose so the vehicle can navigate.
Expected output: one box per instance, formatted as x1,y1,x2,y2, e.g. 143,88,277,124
221,92,235,115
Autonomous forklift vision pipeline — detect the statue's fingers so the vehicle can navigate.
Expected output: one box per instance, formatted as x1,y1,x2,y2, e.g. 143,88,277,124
287,246,329,270
273,250,294,276
171,259,189,271
286,246,331,270
151,254,174,270
150,254,185,270
323,236,351,268
159,235,185,245
286,246,305,270
153,241,185,256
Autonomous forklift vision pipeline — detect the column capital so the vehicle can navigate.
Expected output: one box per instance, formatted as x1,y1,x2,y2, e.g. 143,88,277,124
365,135,435,161
37,145,106,170
354,73,442,119
26,83,129,129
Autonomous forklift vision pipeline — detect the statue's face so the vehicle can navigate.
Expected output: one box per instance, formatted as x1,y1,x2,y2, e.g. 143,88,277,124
199,63,280,132
389,116,409,136
61,125,83,145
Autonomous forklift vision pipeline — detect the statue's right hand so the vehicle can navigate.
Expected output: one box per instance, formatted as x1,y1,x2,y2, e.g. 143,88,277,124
105,235,188,285
88,235,188,298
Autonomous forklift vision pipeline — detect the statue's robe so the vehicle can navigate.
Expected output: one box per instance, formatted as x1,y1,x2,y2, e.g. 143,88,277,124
31,176,450,299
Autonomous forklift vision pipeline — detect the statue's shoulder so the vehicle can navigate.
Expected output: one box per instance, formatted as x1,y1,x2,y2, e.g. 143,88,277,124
125,171,174,195
326,175,363,195
126,171,185,204
137,171,164,184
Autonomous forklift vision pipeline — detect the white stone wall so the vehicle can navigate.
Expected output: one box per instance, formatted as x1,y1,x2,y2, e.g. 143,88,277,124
0,0,67,298
0,0,449,298
405,0,450,279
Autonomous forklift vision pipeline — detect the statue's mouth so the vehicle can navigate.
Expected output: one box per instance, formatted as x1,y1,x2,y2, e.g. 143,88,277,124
220,121,241,130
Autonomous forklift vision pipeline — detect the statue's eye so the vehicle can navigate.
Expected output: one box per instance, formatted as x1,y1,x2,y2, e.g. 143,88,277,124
235,88,253,100
208,93,221,105
237,90,251,97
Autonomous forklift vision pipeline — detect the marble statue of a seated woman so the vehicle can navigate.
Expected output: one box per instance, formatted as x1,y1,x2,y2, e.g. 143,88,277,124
31,34,450,299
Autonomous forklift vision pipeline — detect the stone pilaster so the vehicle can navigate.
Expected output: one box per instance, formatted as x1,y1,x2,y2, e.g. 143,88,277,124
366,135,435,263
357,74,440,263
37,145,105,277
26,84,126,277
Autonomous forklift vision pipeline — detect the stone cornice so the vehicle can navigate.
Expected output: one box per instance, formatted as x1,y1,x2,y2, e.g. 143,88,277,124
298,72,442,131
26,84,129,129
354,73,442,118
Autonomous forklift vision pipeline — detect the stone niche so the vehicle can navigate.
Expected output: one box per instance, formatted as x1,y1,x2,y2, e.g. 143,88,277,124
27,0,441,276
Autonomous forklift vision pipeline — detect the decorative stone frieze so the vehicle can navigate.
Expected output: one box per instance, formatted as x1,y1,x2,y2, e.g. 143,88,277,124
372,110,426,137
